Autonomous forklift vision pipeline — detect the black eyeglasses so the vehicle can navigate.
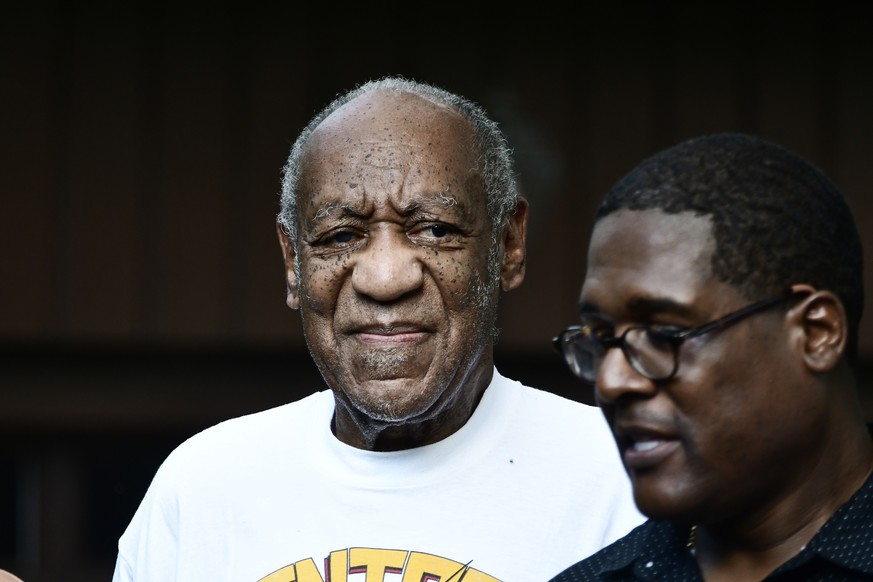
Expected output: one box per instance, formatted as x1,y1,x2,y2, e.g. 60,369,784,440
553,290,798,383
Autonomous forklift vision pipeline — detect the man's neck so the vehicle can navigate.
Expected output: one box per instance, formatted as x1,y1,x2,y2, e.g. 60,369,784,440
693,424,873,581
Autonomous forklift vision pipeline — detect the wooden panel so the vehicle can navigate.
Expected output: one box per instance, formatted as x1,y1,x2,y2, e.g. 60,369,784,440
0,4,54,338
2,2,873,355
233,23,312,346
834,10,873,361
56,19,146,339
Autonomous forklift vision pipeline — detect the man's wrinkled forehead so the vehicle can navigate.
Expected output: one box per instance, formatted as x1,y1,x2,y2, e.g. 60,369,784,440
297,90,480,197
305,142,413,171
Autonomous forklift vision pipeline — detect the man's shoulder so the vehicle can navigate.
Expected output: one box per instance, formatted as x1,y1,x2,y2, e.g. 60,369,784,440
513,382,612,433
550,521,660,581
501,371,602,416
204,388,329,432
161,389,333,466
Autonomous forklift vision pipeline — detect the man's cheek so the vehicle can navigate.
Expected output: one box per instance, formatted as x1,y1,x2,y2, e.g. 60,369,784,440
299,273,342,314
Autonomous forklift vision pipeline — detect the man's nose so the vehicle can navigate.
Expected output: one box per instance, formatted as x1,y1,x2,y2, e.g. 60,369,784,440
351,233,424,301
594,345,657,405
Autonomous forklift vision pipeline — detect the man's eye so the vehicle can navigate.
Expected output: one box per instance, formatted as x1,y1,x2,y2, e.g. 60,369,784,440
332,231,354,244
411,222,459,242
648,325,685,337
646,326,685,348
579,318,613,339
428,224,448,238
417,223,452,238
594,328,615,340
313,229,360,248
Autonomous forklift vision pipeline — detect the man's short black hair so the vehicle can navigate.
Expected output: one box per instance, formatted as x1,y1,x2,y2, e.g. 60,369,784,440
597,132,864,364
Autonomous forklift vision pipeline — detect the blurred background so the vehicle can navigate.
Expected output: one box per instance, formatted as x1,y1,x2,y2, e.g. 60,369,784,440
2,1,873,579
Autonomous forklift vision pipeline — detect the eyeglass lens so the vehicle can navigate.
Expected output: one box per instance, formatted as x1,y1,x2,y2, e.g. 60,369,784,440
560,327,678,382
559,291,797,383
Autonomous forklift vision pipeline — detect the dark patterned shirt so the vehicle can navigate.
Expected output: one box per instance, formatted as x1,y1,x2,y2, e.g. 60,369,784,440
550,471,873,581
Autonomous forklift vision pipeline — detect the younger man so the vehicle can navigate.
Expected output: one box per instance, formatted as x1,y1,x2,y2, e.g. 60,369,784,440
552,133,873,580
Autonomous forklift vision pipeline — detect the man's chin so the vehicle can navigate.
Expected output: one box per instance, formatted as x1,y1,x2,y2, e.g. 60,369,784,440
342,377,441,423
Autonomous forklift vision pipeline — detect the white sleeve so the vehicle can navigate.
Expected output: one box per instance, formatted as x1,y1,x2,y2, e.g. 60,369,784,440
111,554,132,582
113,452,183,581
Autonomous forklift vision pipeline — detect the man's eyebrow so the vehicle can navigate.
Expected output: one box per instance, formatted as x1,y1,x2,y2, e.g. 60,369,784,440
399,194,462,216
628,296,696,316
432,192,458,207
311,193,461,221
578,301,603,317
313,204,360,221
578,296,697,318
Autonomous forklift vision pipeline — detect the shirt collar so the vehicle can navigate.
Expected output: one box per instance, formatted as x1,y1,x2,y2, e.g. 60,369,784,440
773,468,873,575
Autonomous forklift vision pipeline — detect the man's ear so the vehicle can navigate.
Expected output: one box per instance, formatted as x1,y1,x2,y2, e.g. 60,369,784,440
789,284,847,373
276,222,300,310
499,197,528,292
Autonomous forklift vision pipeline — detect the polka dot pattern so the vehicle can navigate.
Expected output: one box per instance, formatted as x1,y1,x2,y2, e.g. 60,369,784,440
550,471,873,581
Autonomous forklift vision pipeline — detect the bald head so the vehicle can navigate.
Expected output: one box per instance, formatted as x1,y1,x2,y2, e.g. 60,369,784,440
295,90,479,222
278,77,520,248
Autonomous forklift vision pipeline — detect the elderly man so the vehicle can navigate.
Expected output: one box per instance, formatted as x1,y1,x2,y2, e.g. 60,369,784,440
113,77,642,581
551,133,873,581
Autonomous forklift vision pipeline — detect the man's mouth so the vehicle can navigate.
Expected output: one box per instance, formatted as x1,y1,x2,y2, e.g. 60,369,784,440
630,439,661,453
348,322,432,346
616,425,681,470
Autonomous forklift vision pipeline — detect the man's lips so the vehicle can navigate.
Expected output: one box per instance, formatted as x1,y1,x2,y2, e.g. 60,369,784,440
614,422,682,470
347,323,432,345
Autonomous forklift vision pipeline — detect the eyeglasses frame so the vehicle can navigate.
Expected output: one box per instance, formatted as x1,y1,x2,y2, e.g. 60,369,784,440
553,288,799,382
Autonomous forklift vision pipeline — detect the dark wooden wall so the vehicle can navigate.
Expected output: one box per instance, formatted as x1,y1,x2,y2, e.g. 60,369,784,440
2,1,873,579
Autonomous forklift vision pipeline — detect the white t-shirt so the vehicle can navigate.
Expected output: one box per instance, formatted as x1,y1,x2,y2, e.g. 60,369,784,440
113,368,643,582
